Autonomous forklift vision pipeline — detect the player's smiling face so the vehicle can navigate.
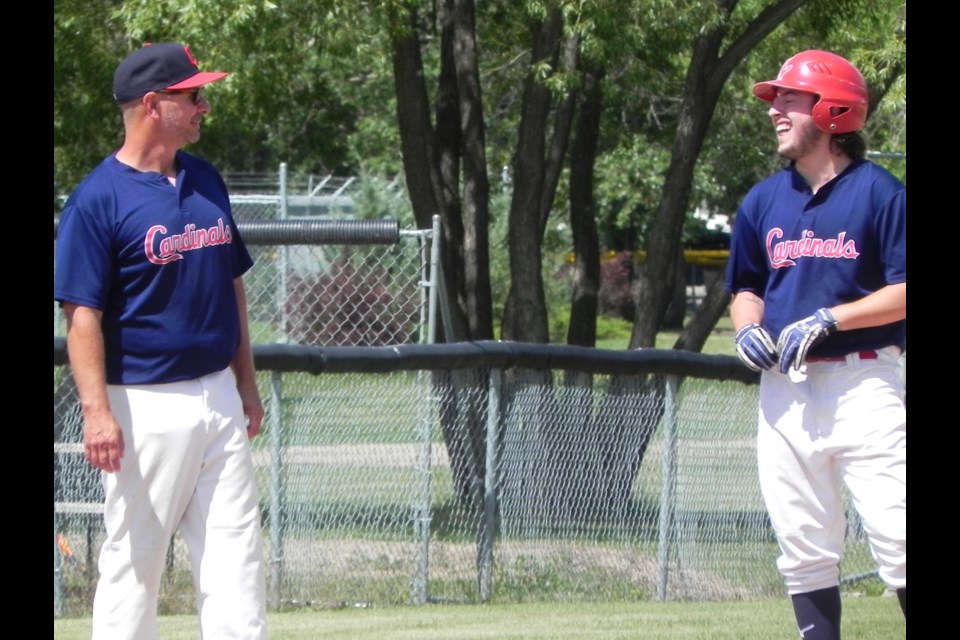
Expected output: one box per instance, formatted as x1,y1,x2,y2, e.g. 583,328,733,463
768,89,824,161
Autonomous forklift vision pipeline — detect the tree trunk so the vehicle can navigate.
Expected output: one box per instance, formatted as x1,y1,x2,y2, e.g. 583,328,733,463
629,0,808,349
567,68,603,347
661,250,688,330
393,3,497,512
538,35,579,238
674,267,731,353
451,0,494,341
436,0,468,343
391,7,471,344
501,8,563,343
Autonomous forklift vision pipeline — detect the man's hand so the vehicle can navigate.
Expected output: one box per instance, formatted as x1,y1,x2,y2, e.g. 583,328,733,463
237,383,265,438
83,412,124,473
776,308,839,373
244,398,265,439
734,323,779,372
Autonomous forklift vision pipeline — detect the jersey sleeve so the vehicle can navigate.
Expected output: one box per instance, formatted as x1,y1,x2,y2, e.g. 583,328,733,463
876,187,905,285
53,187,116,310
724,194,768,298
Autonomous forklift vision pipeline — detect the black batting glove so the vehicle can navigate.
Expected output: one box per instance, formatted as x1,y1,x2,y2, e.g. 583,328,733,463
734,323,779,372
776,308,839,373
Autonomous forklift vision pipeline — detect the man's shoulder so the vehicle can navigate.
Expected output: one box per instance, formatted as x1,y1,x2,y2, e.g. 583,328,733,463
741,165,794,206
842,159,906,209
851,159,905,189
62,155,122,209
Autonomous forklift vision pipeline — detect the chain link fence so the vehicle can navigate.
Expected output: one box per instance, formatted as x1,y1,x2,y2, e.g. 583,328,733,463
55,343,886,617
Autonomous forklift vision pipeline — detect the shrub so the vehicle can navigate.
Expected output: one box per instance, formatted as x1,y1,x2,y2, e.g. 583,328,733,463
598,251,636,321
284,263,418,346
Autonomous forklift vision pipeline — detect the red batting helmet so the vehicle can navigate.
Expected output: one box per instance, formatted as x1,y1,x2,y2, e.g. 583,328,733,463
752,50,869,134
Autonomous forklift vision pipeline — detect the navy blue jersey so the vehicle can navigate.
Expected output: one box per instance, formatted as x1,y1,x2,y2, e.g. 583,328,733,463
725,158,905,357
54,151,254,384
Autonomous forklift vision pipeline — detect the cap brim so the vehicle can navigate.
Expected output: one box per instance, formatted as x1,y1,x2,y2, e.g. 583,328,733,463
752,81,779,102
166,71,229,91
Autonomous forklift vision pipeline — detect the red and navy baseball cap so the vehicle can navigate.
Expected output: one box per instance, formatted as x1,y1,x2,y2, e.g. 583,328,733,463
113,42,228,104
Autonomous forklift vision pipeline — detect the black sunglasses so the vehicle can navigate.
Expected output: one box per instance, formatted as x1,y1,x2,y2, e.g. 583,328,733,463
157,88,204,105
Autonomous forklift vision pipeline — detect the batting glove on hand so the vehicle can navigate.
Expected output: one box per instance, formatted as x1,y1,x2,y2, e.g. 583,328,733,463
776,308,838,373
734,323,778,372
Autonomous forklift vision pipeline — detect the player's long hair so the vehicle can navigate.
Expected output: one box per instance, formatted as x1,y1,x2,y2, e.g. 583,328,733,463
832,131,866,160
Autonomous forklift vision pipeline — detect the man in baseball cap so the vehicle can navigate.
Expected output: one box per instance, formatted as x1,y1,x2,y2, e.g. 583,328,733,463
55,41,266,639
113,41,228,103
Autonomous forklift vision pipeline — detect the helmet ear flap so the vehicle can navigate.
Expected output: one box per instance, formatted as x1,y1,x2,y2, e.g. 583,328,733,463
811,98,867,133
811,100,844,132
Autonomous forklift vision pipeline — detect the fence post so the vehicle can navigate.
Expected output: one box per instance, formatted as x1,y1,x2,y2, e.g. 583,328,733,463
410,215,442,605
427,215,441,345
267,371,285,609
656,375,680,601
479,367,501,601
277,162,290,343
412,375,434,605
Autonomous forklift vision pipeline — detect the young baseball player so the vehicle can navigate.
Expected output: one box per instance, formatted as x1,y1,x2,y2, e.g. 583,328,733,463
724,50,906,639
53,43,267,639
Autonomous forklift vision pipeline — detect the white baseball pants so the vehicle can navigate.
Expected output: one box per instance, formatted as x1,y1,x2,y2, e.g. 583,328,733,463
756,346,906,595
92,367,267,640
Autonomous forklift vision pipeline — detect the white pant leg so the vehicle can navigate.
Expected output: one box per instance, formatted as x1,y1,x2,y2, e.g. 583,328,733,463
93,379,209,640
831,349,906,590
757,347,906,595
757,368,846,594
179,367,267,640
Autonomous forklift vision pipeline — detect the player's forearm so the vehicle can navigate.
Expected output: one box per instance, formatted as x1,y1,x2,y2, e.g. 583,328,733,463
64,302,125,471
230,278,265,437
231,342,259,401
63,303,112,420
730,291,765,330
230,278,263,411
229,278,259,390
828,282,906,332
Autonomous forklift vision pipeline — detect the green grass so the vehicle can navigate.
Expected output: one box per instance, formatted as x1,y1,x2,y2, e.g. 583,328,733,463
53,596,905,639
593,314,737,356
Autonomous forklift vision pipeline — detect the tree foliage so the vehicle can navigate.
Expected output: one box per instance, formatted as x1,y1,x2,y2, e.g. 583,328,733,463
53,0,906,342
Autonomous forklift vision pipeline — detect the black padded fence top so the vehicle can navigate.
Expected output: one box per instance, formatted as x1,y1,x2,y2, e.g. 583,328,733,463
53,217,402,246
235,219,401,245
54,338,758,384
